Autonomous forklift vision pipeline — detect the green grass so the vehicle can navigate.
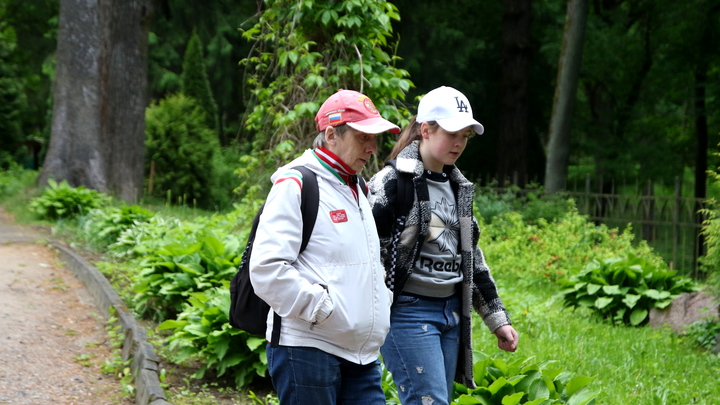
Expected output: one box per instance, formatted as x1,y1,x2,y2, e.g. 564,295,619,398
473,279,720,405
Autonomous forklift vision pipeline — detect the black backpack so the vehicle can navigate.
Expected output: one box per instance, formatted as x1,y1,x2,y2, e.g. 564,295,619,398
228,166,368,346
229,166,319,346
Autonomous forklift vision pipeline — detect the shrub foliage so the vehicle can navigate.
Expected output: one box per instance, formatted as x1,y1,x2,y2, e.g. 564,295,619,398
145,93,220,209
29,179,110,219
559,254,698,326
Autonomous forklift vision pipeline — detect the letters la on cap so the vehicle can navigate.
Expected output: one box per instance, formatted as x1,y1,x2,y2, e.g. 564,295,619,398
416,86,484,135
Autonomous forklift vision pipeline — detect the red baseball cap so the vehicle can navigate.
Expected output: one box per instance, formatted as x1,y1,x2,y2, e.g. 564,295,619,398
315,89,400,134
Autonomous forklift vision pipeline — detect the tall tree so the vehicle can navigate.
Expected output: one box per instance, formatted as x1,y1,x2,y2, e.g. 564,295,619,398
38,0,152,202
495,0,532,186
544,0,588,193
0,20,25,165
239,0,412,164
181,30,218,133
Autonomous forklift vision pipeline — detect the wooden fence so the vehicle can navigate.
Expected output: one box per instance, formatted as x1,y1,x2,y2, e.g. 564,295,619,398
568,176,708,277
496,175,709,278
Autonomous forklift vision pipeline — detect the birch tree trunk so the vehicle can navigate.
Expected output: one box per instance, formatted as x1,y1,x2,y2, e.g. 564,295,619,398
544,0,588,193
39,0,152,203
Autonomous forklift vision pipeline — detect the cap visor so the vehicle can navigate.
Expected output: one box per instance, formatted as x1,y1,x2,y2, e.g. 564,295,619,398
347,117,400,134
437,117,484,135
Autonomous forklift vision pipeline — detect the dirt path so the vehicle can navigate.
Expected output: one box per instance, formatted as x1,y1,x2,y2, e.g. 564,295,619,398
0,211,132,404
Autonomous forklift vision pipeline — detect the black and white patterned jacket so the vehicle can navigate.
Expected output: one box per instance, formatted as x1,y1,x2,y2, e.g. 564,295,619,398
367,140,512,388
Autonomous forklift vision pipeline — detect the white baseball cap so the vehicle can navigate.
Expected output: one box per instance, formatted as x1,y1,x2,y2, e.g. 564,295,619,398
416,86,484,135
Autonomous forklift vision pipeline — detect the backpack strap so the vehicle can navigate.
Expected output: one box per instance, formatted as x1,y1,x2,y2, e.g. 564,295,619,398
386,160,414,219
357,175,368,197
384,160,415,294
270,165,319,347
292,166,319,252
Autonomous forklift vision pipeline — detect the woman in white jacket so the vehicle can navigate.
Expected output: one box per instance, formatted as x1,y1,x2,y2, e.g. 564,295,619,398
249,89,399,405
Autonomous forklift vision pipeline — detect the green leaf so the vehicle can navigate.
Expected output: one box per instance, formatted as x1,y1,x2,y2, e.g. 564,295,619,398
602,285,622,295
567,389,601,405
564,376,595,396
630,308,649,325
157,319,187,330
528,378,551,400
594,297,614,309
501,392,524,405
455,394,484,405
622,294,641,308
246,336,266,351
488,377,509,394
586,283,602,295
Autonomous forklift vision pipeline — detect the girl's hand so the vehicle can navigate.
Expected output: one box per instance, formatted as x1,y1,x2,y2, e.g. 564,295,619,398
494,324,519,352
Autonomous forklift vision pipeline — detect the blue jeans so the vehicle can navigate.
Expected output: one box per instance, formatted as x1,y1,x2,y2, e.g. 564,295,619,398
381,294,461,405
267,344,386,405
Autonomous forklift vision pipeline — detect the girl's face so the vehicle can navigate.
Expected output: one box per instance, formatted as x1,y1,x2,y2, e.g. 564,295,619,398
419,122,473,172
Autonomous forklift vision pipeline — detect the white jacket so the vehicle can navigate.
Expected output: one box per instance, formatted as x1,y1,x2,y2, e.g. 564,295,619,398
249,149,391,364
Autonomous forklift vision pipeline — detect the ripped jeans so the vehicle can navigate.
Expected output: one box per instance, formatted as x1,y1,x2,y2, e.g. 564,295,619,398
381,294,461,405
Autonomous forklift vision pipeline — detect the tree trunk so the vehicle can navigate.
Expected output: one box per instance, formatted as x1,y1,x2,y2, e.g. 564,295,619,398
39,0,152,203
496,0,532,187
544,0,588,193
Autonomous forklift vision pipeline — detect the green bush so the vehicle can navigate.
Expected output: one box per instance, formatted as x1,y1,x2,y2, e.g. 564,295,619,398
107,215,183,259
685,317,720,352
475,184,574,225
451,353,599,405
481,208,660,287
80,205,154,249
0,164,36,200
145,93,220,209
558,253,699,326
29,179,110,220
131,229,242,321
700,202,720,296
158,285,267,388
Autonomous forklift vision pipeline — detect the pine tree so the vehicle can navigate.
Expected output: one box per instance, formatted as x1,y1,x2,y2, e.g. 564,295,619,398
181,30,219,134
0,27,26,166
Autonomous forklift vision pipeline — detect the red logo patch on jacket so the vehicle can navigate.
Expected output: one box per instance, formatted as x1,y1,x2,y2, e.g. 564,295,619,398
330,210,348,223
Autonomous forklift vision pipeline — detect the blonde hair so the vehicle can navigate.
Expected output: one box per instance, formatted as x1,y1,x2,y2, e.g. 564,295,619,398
387,117,438,161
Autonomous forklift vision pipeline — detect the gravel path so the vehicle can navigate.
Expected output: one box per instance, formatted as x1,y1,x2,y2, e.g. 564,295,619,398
0,210,132,405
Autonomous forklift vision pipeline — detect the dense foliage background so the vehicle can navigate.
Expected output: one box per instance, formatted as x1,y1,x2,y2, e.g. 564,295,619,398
2,0,719,201
1,0,720,403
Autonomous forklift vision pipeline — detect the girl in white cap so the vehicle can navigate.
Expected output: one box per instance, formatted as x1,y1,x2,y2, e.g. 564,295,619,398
368,86,519,404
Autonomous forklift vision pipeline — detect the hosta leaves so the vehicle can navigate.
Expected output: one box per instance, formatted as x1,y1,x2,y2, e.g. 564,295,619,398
586,283,602,295
565,376,595,396
501,392,524,405
528,378,551,400
559,253,697,326
622,294,641,308
594,297,614,309
567,389,600,405
602,285,622,295
455,394,485,405
630,308,649,325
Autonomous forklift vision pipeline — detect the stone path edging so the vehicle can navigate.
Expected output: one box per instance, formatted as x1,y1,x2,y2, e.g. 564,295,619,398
50,242,171,405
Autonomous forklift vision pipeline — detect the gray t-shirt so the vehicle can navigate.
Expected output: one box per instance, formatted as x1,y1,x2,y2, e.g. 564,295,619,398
403,171,464,297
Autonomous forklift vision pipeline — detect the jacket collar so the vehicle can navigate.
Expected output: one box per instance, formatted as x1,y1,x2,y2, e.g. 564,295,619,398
394,141,472,186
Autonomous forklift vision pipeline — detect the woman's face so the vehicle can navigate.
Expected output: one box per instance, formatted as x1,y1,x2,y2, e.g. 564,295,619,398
326,126,379,172
419,122,473,172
